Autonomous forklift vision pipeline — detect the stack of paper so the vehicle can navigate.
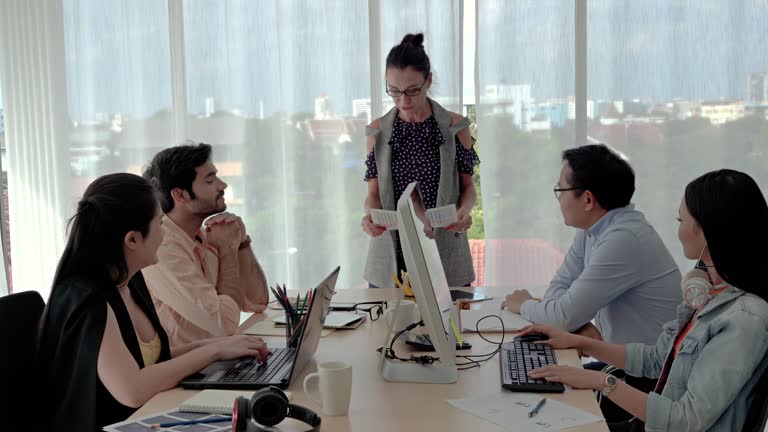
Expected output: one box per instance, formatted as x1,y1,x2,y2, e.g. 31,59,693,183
426,205,459,228
370,209,398,230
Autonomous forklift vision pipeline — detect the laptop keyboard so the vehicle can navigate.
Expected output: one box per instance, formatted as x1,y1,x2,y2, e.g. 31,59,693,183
500,341,565,393
221,348,295,383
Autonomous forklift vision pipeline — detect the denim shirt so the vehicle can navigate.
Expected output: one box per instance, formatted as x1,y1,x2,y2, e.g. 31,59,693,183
625,289,768,431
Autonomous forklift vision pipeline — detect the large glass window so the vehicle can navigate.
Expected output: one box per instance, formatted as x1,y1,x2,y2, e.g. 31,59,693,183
4,0,767,296
63,0,173,189
587,0,768,267
182,0,372,290
476,0,576,292
182,0,462,290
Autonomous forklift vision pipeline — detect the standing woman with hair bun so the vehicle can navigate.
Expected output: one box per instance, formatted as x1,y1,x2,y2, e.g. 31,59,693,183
361,33,479,288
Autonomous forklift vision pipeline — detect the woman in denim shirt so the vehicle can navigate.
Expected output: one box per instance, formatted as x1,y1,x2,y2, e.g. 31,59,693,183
520,169,768,431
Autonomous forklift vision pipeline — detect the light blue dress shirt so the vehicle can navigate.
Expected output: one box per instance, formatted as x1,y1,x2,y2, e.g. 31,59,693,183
520,204,682,344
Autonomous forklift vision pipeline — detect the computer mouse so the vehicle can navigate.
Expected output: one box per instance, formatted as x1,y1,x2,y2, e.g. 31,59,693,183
514,332,548,343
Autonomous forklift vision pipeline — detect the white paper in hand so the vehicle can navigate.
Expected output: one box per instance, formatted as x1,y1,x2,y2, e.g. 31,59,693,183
426,205,458,228
370,209,398,230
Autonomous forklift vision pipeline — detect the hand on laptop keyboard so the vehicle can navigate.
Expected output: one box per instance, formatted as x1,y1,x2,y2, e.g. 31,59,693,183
213,335,270,362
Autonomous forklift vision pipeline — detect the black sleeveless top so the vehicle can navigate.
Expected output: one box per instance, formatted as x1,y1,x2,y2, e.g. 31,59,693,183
37,271,171,431
364,113,479,209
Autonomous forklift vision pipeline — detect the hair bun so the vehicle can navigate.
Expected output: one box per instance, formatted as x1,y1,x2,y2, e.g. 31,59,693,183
400,33,425,48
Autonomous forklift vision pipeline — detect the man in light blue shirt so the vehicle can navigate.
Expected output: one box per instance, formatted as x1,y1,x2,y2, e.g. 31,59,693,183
504,144,682,346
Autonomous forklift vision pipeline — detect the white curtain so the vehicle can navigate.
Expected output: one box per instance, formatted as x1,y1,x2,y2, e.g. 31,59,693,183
0,0,71,297
477,0,768,293
586,0,768,269
4,0,767,298
180,0,461,290
476,0,576,294
0,0,462,295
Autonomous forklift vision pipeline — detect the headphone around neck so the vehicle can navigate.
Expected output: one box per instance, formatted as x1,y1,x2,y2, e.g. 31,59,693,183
233,386,321,432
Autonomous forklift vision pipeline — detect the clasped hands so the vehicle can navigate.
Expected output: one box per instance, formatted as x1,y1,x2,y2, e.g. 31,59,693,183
204,212,247,250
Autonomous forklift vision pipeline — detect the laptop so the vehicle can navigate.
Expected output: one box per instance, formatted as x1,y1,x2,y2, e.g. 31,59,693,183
181,266,340,390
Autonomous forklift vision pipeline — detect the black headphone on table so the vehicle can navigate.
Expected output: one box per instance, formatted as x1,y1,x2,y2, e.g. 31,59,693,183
232,386,322,431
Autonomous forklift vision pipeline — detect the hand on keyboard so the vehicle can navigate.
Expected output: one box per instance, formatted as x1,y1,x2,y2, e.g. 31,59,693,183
528,365,606,391
213,335,270,362
500,340,564,393
517,323,584,351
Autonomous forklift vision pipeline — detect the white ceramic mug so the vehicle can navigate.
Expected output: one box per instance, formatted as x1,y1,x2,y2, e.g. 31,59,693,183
385,299,421,330
302,361,353,416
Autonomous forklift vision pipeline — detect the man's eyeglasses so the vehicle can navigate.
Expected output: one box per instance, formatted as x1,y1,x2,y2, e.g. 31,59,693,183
354,301,388,321
386,80,427,98
553,184,585,200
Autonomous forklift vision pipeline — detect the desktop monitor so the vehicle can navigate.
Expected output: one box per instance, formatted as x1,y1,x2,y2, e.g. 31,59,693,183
380,181,458,384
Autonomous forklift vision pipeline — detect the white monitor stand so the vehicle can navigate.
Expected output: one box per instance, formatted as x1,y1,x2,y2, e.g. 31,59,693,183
379,182,458,384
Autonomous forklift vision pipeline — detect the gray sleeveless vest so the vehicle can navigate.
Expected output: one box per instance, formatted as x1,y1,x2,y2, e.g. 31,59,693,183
363,98,475,287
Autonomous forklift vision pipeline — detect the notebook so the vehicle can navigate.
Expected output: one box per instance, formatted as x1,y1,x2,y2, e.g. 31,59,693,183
243,317,334,337
179,389,294,415
272,311,366,329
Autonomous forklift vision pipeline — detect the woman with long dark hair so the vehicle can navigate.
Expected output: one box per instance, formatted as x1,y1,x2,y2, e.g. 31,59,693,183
517,169,768,431
37,173,269,431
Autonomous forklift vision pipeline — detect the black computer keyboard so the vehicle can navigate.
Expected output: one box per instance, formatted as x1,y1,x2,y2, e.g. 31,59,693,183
221,348,295,383
500,340,565,392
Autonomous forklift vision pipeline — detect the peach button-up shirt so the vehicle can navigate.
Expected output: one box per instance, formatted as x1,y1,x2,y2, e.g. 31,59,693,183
143,216,264,347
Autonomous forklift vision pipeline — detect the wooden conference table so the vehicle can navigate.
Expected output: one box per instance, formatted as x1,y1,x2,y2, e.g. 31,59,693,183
133,287,608,432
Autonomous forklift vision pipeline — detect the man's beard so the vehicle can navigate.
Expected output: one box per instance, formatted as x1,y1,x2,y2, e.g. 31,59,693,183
192,198,226,218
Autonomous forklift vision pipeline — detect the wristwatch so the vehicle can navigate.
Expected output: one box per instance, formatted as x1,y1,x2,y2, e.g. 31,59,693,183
238,235,252,250
602,374,618,397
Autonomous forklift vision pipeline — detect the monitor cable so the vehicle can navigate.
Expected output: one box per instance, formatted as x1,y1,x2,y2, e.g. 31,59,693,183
456,315,506,370
376,320,440,365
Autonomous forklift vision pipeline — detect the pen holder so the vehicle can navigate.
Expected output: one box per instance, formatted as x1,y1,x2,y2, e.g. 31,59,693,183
286,310,308,348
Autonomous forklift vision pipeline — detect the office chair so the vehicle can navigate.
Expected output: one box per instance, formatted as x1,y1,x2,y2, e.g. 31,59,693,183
0,291,45,428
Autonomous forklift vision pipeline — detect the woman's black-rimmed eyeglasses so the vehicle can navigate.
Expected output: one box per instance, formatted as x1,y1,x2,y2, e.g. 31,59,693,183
354,301,388,321
386,80,427,98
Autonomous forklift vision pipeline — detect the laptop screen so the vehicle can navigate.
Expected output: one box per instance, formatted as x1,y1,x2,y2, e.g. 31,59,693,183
286,266,340,379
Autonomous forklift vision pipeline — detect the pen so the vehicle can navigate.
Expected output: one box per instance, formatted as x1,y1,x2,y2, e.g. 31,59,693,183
528,398,546,418
150,416,232,428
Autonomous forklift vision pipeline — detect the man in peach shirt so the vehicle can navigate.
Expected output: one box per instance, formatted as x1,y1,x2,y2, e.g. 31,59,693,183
142,143,269,347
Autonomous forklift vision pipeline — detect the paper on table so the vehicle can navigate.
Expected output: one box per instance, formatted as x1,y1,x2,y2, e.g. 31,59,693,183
273,312,365,329
103,409,232,432
426,205,458,228
370,209,398,230
460,308,531,332
447,392,603,432
243,317,333,337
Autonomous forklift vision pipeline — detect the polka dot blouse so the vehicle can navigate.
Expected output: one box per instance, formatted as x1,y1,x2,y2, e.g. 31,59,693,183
364,114,479,209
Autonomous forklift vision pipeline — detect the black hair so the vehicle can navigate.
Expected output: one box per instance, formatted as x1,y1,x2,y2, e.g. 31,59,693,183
385,33,431,78
50,173,159,291
142,143,212,213
685,169,768,299
561,144,635,210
